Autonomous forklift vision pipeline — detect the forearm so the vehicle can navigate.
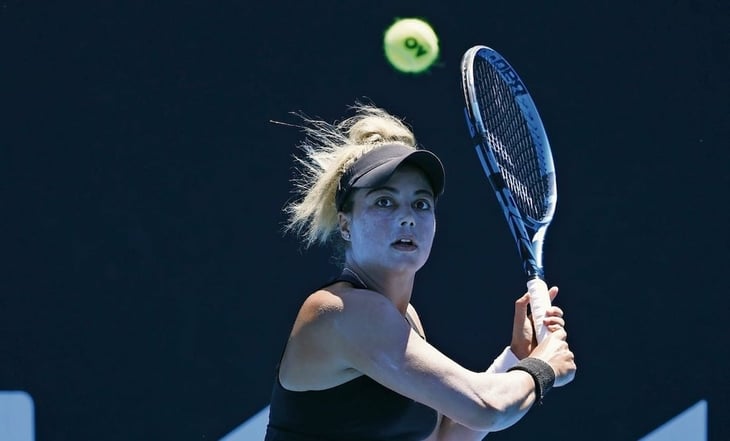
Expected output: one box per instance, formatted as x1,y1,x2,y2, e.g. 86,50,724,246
433,346,522,439
474,370,537,430
434,415,489,441
448,353,549,432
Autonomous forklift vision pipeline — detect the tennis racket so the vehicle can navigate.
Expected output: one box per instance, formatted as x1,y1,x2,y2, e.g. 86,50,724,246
461,45,557,343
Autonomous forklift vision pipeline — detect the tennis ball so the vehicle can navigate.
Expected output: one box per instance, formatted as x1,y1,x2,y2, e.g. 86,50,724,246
383,18,439,74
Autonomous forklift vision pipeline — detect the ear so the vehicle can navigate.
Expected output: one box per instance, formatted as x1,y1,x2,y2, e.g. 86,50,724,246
338,212,351,238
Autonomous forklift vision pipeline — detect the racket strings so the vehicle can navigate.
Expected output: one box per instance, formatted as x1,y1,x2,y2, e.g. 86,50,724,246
473,59,551,221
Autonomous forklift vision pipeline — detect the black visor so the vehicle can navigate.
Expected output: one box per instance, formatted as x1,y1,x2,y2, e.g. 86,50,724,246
335,143,445,210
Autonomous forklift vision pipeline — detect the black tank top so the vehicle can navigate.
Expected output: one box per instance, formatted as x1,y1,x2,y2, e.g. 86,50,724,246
264,272,438,441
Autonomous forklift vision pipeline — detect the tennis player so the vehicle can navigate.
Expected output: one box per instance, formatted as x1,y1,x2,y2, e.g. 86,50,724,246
265,104,576,441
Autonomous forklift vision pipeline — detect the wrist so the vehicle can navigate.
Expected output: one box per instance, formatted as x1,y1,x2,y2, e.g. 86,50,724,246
509,343,529,360
507,357,555,405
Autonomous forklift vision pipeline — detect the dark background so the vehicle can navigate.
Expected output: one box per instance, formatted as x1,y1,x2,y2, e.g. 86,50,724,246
2,1,728,440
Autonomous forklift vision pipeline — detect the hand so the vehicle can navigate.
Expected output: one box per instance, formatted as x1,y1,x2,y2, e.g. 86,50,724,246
510,286,565,359
529,327,576,387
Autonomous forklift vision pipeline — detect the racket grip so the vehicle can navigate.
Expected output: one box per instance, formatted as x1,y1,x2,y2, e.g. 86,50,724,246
527,278,552,343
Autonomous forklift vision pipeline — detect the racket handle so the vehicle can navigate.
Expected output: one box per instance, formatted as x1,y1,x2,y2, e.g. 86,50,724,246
527,278,552,343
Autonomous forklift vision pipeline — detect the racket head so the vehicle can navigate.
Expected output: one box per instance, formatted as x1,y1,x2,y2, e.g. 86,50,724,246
461,45,557,230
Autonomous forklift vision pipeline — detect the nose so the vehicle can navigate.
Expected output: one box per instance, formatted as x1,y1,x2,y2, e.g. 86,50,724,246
399,206,416,227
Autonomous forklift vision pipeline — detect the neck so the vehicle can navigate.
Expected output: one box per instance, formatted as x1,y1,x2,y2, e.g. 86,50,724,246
343,262,415,314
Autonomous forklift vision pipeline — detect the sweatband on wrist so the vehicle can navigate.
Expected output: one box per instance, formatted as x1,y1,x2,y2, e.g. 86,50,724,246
507,357,555,405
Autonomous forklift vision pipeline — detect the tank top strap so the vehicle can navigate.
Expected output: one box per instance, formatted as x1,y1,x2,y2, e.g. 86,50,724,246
335,269,367,289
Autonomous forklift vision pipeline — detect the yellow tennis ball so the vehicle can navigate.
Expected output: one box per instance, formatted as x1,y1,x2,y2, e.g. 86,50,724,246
383,18,439,74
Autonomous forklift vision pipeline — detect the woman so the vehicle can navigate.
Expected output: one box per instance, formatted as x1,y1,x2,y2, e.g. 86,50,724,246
265,104,576,441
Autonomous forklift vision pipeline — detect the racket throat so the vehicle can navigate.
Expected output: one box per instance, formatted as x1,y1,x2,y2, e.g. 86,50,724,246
531,227,548,268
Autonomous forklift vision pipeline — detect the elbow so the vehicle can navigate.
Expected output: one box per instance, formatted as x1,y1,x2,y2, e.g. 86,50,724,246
457,376,532,432
442,371,534,432
459,399,511,432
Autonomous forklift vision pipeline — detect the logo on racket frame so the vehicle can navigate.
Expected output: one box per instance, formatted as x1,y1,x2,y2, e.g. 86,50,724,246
488,54,528,97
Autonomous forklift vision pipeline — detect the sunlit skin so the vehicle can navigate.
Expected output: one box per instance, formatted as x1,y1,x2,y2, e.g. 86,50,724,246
338,164,436,313
270,103,577,440
278,166,575,440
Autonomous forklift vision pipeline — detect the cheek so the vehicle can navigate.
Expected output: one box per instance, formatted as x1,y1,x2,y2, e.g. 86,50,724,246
349,226,383,260
348,212,393,253
421,217,437,245
418,210,436,229
351,214,388,240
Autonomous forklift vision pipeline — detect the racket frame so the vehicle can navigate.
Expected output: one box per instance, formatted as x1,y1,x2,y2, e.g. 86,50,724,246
461,45,558,342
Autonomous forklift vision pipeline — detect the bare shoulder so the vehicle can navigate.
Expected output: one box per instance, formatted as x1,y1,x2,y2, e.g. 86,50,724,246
296,285,347,321
279,283,403,390
294,283,404,340
281,287,508,429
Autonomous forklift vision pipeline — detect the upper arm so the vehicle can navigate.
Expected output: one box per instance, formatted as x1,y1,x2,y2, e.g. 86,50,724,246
332,293,530,431
281,288,534,432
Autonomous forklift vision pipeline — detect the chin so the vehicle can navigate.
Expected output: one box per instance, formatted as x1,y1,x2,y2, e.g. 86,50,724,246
387,253,430,273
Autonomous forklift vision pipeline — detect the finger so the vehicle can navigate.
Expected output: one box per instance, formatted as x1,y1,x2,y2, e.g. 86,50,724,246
548,286,559,301
550,327,567,340
547,323,565,332
514,293,529,315
544,317,565,328
545,306,564,318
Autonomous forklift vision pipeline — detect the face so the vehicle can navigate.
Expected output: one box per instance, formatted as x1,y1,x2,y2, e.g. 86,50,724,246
340,165,436,274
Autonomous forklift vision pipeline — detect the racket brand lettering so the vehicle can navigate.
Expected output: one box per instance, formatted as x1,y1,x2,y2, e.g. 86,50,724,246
492,58,527,96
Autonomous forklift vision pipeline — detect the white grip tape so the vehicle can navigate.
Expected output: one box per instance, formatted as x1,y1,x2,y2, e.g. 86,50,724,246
527,278,551,343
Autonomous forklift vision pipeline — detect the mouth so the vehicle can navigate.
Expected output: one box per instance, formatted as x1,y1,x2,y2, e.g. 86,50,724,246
391,238,418,251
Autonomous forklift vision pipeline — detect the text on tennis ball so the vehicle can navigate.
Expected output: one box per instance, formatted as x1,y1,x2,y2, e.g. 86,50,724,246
404,37,429,57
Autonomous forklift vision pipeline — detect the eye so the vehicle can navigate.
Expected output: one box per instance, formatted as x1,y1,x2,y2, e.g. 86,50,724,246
375,197,394,208
414,199,432,210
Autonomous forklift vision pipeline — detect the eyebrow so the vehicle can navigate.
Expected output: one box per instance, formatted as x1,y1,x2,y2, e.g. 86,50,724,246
365,186,434,198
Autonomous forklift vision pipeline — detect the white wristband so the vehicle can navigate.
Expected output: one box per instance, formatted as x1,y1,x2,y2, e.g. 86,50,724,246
485,346,520,374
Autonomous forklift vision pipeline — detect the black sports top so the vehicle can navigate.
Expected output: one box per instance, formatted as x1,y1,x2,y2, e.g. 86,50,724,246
264,271,439,441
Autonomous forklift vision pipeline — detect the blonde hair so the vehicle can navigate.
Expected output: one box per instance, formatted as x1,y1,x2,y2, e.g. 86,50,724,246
283,103,417,248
